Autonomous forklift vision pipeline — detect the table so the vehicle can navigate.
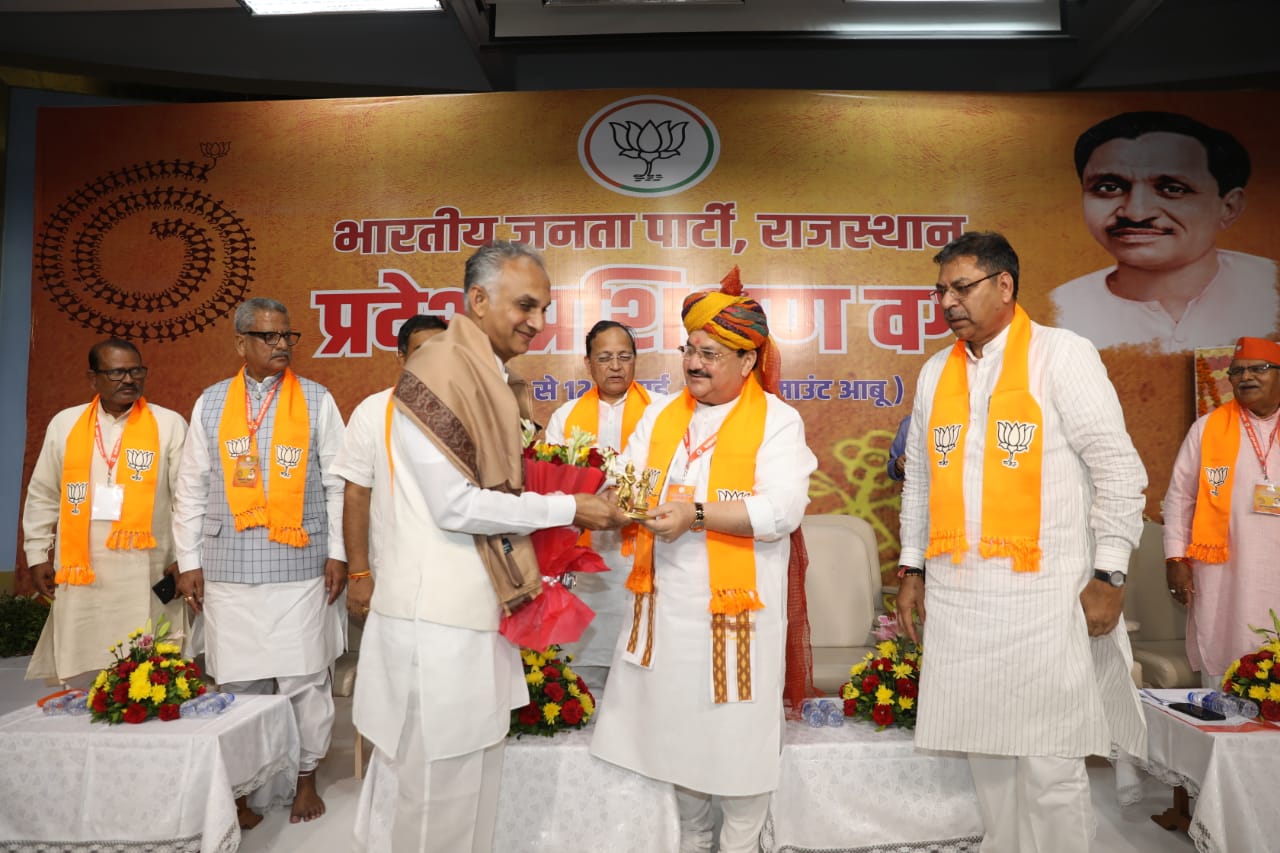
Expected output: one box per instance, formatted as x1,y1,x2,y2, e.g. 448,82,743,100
1118,692,1280,853
0,694,300,853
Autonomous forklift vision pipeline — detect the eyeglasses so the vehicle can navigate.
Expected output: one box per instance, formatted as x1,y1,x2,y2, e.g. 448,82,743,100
678,344,738,363
241,330,302,347
93,367,148,382
1226,363,1280,378
932,271,1002,303
591,352,635,365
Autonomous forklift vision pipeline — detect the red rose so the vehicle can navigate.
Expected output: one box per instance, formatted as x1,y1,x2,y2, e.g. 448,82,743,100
91,691,108,713
587,448,605,468
196,684,208,697
188,663,202,678
874,658,892,672
150,670,170,685
542,665,561,680
149,656,163,665
1257,650,1274,662
123,703,149,724
518,703,540,726
112,682,129,703
861,675,880,694
872,704,895,726
1238,659,1259,679
576,677,589,694
118,660,137,675
843,699,857,717
896,678,918,698
561,698,584,725
1261,700,1280,723
543,682,565,703
157,703,180,721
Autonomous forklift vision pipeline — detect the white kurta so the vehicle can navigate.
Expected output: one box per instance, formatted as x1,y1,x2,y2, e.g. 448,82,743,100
24,401,188,682
545,389,669,669
330,387,393,576
589,391,816,796
899,321,1148,759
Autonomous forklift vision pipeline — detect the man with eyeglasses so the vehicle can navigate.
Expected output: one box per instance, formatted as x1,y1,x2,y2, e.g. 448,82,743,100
1051,111,1275,352
23,338,188,687
543,320,667,684
897,232,1147,853
1163,336,1280,690
172,297,347,826
590,267,817,853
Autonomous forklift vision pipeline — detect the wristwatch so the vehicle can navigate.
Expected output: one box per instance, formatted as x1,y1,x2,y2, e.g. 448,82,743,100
690,502,706,532
1093,569,1126,588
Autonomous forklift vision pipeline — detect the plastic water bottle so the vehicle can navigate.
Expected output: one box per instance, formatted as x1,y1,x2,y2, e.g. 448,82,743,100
801,698,825,727
64,694,91,716
41,690,87,715
1186,690,1259,719
822,700,845,727
179,691,236,718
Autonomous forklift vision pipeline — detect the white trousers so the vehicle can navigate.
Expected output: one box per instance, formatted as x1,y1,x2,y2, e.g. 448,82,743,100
222,669,334,772
676,786,770,853
967,754,1093,853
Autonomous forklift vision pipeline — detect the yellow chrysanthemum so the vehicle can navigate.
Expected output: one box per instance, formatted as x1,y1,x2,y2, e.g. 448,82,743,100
526,669,545,686
176,677,191,700
1225,660,1240,680
568,684,582,698
93,671,108,690
128,663,154,701
1269,683,1280,701
580,695,595,717
876,641,898,659
892,662,913,679
563,666,578,682
1248,685,1268,701
843,684,860,700
151,684,167,704
542,702,561,724
875,685,894,706
850,662,866,677
898,696,915,710
521,651,539,667
155,642,181,656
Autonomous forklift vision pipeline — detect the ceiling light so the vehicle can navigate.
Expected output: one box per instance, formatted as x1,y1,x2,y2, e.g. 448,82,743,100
240,0,443,14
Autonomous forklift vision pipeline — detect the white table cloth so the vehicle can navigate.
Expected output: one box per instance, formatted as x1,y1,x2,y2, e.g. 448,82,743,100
0,694,300,853
764,721,982,853
1117,692,1280,853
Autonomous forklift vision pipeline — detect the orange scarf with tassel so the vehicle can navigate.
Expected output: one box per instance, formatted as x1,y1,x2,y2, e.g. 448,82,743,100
564,382,651,550
1186,400,1244,564
926,305,1044,572
56,398,161,586
217,368,311,547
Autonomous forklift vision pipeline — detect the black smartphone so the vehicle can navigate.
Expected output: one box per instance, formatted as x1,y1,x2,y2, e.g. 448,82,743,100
1167,701,1226,722
152,573,177,605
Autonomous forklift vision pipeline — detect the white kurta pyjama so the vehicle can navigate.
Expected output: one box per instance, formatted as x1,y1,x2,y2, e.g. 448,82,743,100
330,387,393,577
899,321,1148,760
590,390,816,796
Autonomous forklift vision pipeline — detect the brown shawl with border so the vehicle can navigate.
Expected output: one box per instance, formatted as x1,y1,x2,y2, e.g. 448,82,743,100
393,313,542,613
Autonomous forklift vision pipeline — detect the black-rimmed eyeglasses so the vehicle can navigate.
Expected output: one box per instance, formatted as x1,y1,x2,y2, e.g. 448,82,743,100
241,330,302,347
932,271,1002,304
93,367,149,382
1226,363,1280,378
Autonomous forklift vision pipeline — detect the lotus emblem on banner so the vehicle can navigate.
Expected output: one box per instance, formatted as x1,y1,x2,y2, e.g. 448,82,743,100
579,95,720,197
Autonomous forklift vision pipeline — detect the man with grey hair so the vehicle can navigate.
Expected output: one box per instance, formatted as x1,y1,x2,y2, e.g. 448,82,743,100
352,241,625,852
174,297,347,826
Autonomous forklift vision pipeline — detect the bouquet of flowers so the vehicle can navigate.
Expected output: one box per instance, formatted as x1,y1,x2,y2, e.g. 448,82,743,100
1221,608,1280,723
499,424,612,650
88,616,207,724
509,646,597,738
841,613,922,730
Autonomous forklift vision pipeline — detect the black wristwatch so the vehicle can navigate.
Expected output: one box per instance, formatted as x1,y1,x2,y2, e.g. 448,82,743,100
1093,569,1126,588
690,502,706,532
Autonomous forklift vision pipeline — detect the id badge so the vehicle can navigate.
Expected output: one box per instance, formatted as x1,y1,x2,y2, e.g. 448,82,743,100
232,454,260,488
1252,482,1280,515
91,483,125,521
665,482,696,504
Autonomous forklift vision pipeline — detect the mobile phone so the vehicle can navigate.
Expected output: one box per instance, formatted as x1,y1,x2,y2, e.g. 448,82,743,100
152,573,177,605
1167,701,1226,722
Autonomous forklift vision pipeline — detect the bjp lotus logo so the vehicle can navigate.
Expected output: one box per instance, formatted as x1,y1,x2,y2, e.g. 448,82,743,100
996,420,1037,468
1205,465,1229,497
579,95,720,197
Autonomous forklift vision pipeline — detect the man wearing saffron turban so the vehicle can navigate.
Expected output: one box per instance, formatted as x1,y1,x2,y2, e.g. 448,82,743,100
591,267,817,853
897,232,1147,853
1164,336,1280,689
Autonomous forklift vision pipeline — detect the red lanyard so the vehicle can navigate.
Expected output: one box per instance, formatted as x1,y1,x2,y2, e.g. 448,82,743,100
681,429,719,475
1240,409,1278,480
92,408,125,481
244,379,281,445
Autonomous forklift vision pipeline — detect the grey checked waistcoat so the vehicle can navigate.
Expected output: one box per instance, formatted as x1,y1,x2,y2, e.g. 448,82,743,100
198,374,331,584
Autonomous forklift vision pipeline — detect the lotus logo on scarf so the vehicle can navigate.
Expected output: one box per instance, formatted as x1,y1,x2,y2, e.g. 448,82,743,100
125,448,155,482
66,481,88,515
716,488,753,501
224,436,251,458
579,95,720,198
275,445,303,478
996,420,1037,468
1205,465,1229,497
932,424,962,466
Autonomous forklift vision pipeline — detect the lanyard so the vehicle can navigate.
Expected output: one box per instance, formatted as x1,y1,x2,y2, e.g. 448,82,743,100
677,429,719,481
244,379,281,447
1240,409,1279,480
92,408,125,483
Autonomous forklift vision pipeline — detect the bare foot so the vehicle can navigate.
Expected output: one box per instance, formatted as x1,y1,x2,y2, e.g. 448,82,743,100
236,796,264,830
289,772,325,823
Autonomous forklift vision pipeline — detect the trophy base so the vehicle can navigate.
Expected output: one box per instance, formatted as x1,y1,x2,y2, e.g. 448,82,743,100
621,508,651,521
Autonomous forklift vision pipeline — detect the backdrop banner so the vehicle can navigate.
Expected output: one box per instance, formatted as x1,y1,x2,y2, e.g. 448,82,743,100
24,89,1280,585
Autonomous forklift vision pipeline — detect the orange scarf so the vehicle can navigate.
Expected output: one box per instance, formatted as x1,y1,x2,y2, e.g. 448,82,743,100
56,398,161,586
926,305,1044,572
1186,400,1243,564
625,376,767,701
564,382,651,550
217,368,311,547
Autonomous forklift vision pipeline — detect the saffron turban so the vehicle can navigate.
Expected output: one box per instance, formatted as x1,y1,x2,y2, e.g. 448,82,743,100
1233,336,1280,364
682,266,782,394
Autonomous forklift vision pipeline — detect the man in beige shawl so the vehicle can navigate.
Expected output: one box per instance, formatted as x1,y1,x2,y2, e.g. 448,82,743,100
352,241,624,853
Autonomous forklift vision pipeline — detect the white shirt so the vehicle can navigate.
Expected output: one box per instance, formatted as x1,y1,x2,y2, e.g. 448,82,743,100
330,387,393,576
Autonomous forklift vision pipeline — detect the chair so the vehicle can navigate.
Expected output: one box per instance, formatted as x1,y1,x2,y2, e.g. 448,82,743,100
801,513,883,694
1123,519,1197,688
332,618,364,778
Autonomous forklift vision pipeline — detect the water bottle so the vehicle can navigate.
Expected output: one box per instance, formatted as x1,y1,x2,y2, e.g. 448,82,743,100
801,698,825,727
822,700,845,728
179,691,236,718
41,690,87,715
1186,690,1259,719
64,694,91,716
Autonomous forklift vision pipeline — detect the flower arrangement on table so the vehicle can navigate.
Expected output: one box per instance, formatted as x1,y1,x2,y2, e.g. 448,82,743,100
499,423,613,650
1221,608,1280,723
841,613,921,730
509,646,597,737
88,616,207,724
